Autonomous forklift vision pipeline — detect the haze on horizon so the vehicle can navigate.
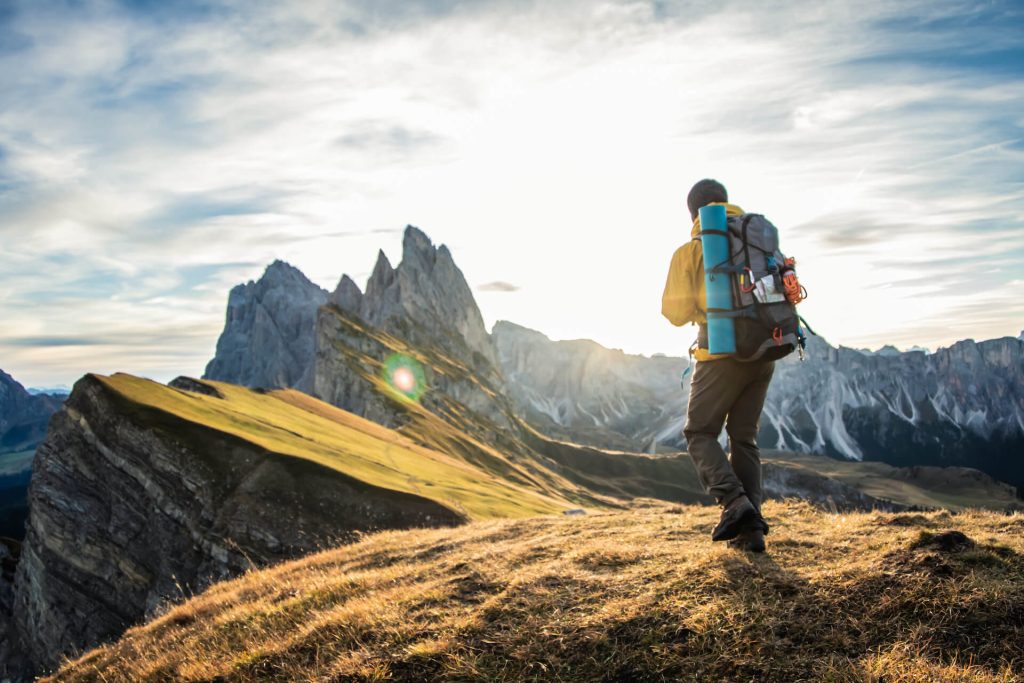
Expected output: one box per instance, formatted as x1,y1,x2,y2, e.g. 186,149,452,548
1,0,1022,387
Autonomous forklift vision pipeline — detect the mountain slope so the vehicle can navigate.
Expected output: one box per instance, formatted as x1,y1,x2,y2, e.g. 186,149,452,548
493,321,688,452
0,370,64,455
45,501,1024,682
0,370,65,540
2,373,576,679
494,323,1024,492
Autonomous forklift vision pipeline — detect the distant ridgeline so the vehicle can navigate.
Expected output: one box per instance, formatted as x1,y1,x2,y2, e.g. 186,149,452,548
0,370,64,540
495,323,1024,494
204,230,1023,496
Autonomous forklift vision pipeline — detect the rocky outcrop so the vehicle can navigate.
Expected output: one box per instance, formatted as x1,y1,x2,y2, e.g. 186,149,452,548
203,260,328,392
205,227,505,425
313,226,512,438
0,370,64,455
359,227,499,371
0,375,461,680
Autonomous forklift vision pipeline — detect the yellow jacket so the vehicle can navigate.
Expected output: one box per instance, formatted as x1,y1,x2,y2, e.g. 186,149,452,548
661,202,746,361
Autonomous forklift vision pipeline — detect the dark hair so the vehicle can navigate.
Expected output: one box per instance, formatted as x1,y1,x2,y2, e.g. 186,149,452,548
687,179,728,220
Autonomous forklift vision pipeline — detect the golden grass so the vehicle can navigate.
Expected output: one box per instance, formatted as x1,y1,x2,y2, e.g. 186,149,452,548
47,501,1024,682
95,373,571,520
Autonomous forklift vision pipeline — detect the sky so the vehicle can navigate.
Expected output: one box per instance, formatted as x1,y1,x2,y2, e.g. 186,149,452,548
1,0,1023,388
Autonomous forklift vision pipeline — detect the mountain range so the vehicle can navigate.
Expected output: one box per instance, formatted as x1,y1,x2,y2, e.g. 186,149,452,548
1,224,1020,681
201,226,1024,494
496,323,1024,492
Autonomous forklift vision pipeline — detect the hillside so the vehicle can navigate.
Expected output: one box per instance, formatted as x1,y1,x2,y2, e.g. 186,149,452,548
46,501,1024,682
764,451,1021,512
3,372,596,679
98,373,575,520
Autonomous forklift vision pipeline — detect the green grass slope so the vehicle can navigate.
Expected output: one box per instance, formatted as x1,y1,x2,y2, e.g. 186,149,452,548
46,501,1024,682
96,373,572,521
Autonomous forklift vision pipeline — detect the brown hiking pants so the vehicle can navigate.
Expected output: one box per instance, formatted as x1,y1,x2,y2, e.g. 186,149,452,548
683,358,775,510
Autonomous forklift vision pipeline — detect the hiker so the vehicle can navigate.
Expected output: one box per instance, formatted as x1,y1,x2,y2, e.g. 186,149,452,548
661,179,805,553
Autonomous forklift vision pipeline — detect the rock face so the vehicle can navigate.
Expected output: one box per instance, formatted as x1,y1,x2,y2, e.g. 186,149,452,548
313,227,512,435
493,321,688,452
358,227,498,370
0,370,64,455
206,227,505,428
763,335,1024,489
203,260,328,392
1,375,461,680
494,326,1024,493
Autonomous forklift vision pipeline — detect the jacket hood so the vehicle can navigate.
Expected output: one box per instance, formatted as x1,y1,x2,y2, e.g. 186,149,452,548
689,202,745,238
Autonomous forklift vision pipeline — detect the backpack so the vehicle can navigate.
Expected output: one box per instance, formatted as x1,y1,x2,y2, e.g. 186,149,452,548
695,213,807,362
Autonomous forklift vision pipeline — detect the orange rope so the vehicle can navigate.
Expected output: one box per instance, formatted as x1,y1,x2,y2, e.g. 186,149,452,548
782,258,807,305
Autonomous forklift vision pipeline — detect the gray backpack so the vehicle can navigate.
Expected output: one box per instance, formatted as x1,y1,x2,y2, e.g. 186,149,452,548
695,213,808,361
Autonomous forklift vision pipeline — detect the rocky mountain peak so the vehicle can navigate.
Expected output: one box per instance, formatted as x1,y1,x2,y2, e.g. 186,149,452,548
330,274,364,314
207,224,502,415
402,224,436,266
359,225,497,369
365,250,396,299
203,261,328,392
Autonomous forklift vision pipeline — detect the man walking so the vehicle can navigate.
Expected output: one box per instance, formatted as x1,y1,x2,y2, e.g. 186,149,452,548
661,179,775,553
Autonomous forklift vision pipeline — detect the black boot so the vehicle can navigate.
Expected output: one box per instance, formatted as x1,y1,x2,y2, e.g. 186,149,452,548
711,494,757,542
727,511,769,552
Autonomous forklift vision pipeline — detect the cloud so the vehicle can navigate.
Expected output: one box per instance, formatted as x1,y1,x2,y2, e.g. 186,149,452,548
1,336,106,347
334,122,448,153
0,0,1022,383
477,281,519,292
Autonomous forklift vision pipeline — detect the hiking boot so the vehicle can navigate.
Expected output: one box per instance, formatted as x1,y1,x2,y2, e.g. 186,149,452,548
727,527,766,553
711,494,757,542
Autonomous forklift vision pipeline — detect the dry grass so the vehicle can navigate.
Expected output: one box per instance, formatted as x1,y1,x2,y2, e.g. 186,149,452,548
46,501,1024,682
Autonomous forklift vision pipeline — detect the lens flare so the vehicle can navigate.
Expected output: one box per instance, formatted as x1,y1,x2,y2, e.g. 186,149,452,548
392,366,415,393
382,353,426,402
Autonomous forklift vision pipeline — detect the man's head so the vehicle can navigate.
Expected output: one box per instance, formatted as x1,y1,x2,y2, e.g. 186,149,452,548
687,179,728,221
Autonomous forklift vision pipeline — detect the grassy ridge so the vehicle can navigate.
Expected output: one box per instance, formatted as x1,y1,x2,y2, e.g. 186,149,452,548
47,501,1024,682
96,373,572,520
765,450,1020,511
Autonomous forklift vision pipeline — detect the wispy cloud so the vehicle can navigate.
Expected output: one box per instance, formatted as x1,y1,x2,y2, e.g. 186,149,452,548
477,281,520,292
0,0,1022,385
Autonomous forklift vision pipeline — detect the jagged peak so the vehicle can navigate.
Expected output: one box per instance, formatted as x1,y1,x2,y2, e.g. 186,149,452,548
403,224,432,247
264,259,304,277
330,274,364,313
333,273,362,297
401,225,438,271
247,260,325,295
365,250,396,296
